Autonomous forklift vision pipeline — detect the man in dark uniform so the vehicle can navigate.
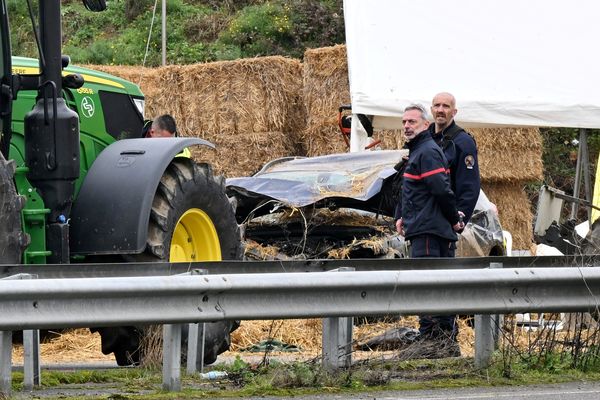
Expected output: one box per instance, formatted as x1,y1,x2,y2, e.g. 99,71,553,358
394,104,464,355
428,92,480,227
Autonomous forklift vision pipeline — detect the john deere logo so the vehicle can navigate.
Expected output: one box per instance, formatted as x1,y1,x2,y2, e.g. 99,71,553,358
81,96,95,118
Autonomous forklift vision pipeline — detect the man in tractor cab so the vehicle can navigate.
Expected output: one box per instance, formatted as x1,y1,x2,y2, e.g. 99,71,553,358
143,114,191,157
143,114,177,138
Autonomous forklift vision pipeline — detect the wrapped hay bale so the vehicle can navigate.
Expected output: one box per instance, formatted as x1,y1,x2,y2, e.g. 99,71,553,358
471,127,544,183
482,182,534,249
176,57,305,141
190,130,297,178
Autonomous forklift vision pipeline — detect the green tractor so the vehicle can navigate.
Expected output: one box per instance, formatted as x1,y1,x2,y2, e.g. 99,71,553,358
0,1,242,365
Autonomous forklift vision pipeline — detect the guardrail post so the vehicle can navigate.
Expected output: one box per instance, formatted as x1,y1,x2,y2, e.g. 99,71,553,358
322,267,354,370
0,331,12,397
1,273,35,396
475,262,503,369
163,324,183,391
186,323,206,375
23,329,41,390
186,269,208,375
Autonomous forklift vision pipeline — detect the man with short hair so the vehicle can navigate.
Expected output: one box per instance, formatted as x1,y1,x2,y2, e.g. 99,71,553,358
396,104,463,257
146,114,177,138
394,104,463,356
428,92,480,226
143,114,191,158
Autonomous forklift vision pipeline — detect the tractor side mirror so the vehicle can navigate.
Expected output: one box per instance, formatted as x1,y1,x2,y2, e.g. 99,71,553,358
61,55,71,69
83,0,107,12
63,74,84,89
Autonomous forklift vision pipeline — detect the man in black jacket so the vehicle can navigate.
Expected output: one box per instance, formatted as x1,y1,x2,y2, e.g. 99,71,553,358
395,104,464,254
428,92,480,225
395,104,464,355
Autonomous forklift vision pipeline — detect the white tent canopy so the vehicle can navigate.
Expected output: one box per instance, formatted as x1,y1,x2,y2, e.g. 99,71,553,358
344,0,600,129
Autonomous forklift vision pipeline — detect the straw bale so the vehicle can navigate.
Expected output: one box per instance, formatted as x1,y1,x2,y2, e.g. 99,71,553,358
177,57,304,141
302,45,350,156
302,45,403,155
190,130,298,178
82,64,179,119
83,64,154,88
483,182,534,249
145,65,188,119
302,119,402,155
86,58,305,157
471,127,544,183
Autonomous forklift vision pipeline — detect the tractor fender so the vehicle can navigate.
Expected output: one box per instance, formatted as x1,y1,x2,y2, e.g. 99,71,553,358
70,137,214,255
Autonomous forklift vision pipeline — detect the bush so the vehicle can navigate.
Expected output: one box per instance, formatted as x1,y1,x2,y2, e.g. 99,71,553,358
287,0,345,57
218,2,293,57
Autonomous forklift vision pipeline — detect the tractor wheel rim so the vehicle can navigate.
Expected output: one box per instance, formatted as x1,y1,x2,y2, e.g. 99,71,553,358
170,208,221,262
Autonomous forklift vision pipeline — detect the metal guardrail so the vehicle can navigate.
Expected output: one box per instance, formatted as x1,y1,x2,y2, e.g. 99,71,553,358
3,262,600,395
1,266,600,330
2,255,599,279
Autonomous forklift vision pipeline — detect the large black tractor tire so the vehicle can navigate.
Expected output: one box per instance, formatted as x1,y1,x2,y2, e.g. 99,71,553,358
0,154,29,264
97,159,243,366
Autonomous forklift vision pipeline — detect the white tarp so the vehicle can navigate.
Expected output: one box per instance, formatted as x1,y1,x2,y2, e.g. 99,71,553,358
344,0,600,129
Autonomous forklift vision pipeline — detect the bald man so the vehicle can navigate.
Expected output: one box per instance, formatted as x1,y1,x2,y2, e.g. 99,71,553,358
428,92,480,230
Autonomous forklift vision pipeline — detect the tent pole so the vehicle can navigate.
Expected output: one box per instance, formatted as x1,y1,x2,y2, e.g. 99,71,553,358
570,128,590,221
580,129,592,222
570,131,583,220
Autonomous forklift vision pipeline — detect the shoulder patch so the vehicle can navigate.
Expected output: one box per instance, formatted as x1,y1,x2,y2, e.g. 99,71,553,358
465,154,475,169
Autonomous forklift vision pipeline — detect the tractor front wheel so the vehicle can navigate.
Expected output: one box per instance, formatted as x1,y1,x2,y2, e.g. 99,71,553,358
100,159,243,366
0,153,28,263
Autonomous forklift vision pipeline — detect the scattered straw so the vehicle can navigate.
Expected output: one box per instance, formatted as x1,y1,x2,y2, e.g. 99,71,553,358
12,329,111,364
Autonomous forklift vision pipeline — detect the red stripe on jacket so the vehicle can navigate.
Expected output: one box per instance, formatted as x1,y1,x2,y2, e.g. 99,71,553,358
403,167,448,180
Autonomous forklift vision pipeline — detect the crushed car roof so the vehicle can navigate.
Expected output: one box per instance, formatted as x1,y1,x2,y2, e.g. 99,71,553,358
226,150,408,219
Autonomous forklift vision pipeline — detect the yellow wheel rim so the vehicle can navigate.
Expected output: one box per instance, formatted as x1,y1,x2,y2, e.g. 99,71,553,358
170,208,222,262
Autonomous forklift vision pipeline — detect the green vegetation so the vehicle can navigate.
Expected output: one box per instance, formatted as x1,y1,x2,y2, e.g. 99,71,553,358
9,354,600,399
8,0,344,66
10,318,600,397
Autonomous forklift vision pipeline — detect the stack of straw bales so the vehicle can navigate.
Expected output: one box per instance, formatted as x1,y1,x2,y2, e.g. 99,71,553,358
89,56,305,177
301,45,543,249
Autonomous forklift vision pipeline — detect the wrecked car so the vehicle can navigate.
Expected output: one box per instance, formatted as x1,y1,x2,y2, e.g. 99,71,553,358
226,150,505,260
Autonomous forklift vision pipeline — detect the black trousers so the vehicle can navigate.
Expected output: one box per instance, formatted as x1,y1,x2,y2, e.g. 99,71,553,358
409,234,458,339
409,234,456,258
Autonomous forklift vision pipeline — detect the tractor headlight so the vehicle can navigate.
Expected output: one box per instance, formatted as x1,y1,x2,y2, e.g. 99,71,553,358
133,98,145,118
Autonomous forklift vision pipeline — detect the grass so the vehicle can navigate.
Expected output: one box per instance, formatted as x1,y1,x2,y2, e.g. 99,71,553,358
9,353,600,399
9,315,600,398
